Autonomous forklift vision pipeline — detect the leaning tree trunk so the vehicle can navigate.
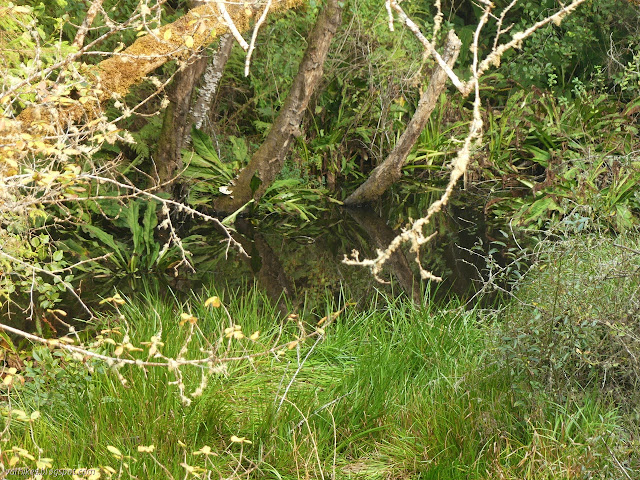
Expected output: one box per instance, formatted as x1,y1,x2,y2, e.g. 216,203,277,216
344,30,461,206
213,0,343,214
72,0,105,49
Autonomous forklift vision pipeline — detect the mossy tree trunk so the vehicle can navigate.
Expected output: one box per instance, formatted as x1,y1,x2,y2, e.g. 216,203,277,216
344,31,461,206
213,0,343,214
154,55,208,191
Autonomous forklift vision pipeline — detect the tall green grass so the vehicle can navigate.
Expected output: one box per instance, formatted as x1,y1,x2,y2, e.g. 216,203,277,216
2,285,632,479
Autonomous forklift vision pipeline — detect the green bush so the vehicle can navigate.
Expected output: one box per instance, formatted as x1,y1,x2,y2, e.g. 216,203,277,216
481,90,640,231
499,232,640,410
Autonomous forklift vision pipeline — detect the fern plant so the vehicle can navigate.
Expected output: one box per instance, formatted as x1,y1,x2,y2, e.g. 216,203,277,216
62,198,183,279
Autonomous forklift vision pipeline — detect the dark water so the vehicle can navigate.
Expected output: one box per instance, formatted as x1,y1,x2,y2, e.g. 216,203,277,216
177,193,509,313
4,191,517,332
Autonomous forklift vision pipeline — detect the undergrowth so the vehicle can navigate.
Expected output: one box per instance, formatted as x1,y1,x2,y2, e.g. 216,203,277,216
499,230,640,428
1,274,636,478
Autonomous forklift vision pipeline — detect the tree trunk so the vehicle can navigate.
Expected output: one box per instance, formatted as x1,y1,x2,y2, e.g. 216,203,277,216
154,32,234,191
154,55,208,190
344,30,461,206
72,0,105,49
186,34,235,143
213,0,343,214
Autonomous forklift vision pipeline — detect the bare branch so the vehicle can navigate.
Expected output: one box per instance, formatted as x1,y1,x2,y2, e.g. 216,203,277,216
216,0,250,50
245,0,273,76
72,0,106,49
346,0,588,281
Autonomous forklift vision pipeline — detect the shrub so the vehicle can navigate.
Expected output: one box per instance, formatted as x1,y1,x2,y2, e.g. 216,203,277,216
498,231,640,411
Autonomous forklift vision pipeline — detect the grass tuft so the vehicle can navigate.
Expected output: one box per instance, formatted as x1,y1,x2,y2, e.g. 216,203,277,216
1,277,636,478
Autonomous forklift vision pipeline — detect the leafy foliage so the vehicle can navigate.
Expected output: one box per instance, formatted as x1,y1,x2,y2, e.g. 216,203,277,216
500,233,640,409
0,2,79,104
62,197,183,280
498,0,640,97
0,230,73,323
182,127,244,206
183,128,330,220
481,90,640,230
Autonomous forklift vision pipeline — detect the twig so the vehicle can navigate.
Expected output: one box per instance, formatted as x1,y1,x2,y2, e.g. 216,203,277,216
601,437,633,480
613,243,640,256
276,336,322,412
0,320,326,369
245,0,273,76
81,173,247,258
72,0,106,49
0,249,96,320
216,0,249,50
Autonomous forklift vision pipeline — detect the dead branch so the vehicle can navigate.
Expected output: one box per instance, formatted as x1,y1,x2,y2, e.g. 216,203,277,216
72,0,106,49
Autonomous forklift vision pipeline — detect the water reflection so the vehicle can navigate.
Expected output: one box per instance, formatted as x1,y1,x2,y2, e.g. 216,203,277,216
344,207,422,303
234,218,295,315
3,193,510,331
187,196,500,310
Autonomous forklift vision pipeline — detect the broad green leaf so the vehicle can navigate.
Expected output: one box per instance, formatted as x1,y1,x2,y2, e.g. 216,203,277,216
523,145,551,167
142,200,159,257
123,201,141,254
81,225,127,266
222,200,254,225
191,127,220,163
522,196,561,224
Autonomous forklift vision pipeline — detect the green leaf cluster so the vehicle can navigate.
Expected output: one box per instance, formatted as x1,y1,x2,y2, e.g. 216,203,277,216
62,197,183,281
